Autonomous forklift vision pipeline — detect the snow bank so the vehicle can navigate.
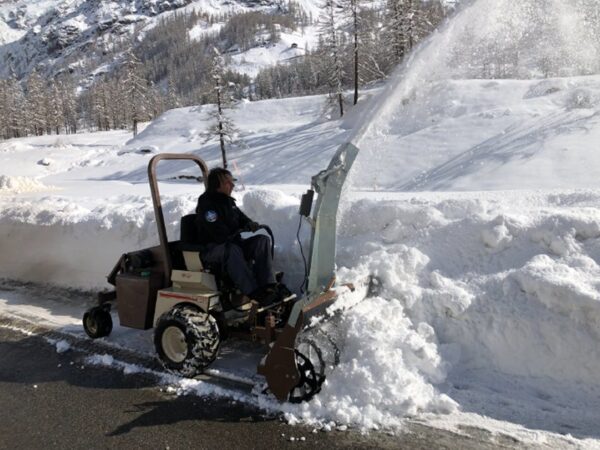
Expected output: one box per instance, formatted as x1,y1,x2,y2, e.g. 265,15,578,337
0,194,196,288
339,192,600,382
0,175,56,194
278,190,600,430
0,189,304,290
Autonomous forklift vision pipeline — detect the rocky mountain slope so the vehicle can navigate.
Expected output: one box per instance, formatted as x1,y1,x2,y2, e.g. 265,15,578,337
0,0,311,80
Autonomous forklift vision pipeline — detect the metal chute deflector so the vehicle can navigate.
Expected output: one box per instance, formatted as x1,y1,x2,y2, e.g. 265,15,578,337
257,142,359,401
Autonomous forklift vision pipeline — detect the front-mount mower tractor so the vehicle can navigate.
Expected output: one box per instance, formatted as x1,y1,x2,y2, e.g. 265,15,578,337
83,144,358,403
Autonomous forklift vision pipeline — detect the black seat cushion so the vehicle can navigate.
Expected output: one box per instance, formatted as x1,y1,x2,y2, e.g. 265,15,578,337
180,213,238,288
180,214,199,243
177,214,203,252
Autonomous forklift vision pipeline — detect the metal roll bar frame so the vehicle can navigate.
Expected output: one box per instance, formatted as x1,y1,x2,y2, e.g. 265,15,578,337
148,153,209,286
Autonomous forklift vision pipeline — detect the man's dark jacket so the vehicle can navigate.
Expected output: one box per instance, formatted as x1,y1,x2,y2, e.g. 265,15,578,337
195,191,252,245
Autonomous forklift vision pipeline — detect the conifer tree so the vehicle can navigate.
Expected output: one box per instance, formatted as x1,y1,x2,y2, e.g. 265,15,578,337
320,0,345,117
47,82,64,134
148,82,165,118
166,76,181,110
25,71,47,136
0,79,8,140
6,77,26,138
358,8,390,81
207,48,239,168
0,80,11,139
109,76,127,130
57,75,78,134
92,80,111,131
339,0,363,104
385,0,432,64
122,49,149,137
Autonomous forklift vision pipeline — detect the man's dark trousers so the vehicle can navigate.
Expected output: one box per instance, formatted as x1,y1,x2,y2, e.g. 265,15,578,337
200,235,276,295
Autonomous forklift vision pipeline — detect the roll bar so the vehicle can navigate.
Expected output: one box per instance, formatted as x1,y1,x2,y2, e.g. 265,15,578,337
148,153,209,286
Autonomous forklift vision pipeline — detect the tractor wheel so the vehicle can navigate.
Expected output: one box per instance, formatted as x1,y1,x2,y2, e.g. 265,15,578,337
154,305,220,377
83,306,113,339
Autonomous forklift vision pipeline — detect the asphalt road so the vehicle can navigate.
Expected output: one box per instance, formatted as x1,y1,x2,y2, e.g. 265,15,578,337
0,325,528,450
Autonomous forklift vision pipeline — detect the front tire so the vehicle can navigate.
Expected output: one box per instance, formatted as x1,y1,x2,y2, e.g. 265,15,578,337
154,305,220,377
83,306,113,339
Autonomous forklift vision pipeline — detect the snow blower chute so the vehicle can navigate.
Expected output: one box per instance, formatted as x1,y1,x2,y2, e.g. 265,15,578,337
83,143,359,402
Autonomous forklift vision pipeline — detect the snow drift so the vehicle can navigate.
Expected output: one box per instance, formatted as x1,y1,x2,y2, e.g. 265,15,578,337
0,175,56,194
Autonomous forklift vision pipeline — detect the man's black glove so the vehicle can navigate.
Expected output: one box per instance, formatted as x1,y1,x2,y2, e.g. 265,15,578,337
247,221,260,232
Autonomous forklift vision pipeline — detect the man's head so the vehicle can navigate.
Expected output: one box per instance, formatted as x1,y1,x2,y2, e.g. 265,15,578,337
207,167,236,196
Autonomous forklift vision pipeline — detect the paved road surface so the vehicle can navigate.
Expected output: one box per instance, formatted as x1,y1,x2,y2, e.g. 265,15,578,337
0,325,528,449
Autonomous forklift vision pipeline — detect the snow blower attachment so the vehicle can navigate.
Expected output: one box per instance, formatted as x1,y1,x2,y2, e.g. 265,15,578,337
83,145,359,402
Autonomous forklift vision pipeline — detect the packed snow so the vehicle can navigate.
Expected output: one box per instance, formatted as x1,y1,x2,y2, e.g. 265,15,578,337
228,27,319,78
2,0,600,447
0,174,56,194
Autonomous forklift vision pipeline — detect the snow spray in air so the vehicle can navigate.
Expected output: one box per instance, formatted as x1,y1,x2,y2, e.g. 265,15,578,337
342,0,600,190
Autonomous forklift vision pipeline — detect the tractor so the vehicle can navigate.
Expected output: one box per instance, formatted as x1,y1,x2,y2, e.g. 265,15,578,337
83,143,358,402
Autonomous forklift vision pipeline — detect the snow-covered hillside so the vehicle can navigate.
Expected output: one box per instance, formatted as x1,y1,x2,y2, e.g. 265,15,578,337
353,76,600,191
2,0,600,446
0,0,321,79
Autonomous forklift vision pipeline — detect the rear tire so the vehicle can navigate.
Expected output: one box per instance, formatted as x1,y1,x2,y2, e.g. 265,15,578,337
83,306,113,339
154,305,220,377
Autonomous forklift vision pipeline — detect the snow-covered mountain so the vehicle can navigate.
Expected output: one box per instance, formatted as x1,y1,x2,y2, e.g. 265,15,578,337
0,0,320,80
0,0,183,77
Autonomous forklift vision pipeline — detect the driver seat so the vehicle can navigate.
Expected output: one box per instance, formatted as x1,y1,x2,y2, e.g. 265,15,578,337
179,214,205,272
179,214,249,309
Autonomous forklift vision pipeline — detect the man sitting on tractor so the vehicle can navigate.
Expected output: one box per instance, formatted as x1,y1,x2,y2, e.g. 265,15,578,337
195,167,279,306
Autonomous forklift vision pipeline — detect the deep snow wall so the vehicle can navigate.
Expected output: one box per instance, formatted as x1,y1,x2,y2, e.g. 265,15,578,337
0,190,307,290
336,190,600,386
4,186,600,432
280,188,600,428
0,195,190,289
3,187,600,390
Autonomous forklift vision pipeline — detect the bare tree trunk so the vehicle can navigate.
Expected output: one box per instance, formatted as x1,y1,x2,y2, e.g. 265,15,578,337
353,31,359,105
353,0,359,105
216,79,228,168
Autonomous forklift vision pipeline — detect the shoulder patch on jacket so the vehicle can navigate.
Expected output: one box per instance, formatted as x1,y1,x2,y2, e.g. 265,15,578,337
205,210,218,223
